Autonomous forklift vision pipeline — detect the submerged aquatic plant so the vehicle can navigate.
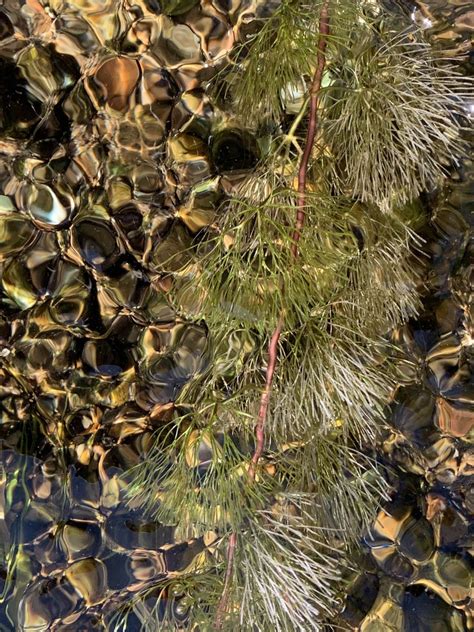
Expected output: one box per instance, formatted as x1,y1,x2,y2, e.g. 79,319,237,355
125,408,272,535
120,0,471,629
232,504,343,631
324,29,470,209
176,190,360,332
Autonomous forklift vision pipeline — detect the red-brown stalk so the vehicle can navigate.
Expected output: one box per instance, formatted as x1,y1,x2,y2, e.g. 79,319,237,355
213,2,330,628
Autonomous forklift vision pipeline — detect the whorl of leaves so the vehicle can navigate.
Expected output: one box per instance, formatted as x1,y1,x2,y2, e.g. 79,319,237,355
324,29,471,209
216,0,361,123
234,506,343,631
175,189,360,333
125,411,272,536
116,0,474,629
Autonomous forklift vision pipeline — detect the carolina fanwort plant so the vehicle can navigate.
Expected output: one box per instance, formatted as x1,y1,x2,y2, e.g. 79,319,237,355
121,0,471,629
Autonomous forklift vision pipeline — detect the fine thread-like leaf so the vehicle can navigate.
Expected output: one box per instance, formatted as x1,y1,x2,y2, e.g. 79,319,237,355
323,28,471,209
115,2,473,629
234,503,345,631
215,0,365,123
124,410,273,536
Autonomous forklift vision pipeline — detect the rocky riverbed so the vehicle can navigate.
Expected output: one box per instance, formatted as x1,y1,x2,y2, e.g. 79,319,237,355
0,0,472,630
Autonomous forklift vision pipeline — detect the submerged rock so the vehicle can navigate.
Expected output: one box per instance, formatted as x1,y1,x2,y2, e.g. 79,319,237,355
0,0,472,630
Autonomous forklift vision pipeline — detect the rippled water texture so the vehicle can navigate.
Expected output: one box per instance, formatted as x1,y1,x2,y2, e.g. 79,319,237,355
340,3,474,628
0,0,472,630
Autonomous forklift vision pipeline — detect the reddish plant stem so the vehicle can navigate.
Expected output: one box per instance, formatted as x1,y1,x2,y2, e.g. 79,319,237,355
213,532,237,630
213,3,330,628
293,0,330,257
248,315,284,482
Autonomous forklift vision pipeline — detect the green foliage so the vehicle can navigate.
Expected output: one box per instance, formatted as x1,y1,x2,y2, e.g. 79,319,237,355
221,0,320,121
125,405,272,536
120,0,471,628
112,500,348,632
324,28,471,209
233,505,343,631
216,0,362,122
108,571,224,631
175,180,421,331
175,186,360,333
266,204,419,436
281,437,390,541
273,324,390,442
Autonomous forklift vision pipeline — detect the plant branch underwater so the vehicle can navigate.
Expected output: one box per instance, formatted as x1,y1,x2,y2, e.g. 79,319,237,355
214,1,331,627
119,0,472,629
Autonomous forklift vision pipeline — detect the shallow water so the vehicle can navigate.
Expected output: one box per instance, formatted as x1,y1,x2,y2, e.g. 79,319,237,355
340,3,474,626
0,0,472,630
341,176,474,630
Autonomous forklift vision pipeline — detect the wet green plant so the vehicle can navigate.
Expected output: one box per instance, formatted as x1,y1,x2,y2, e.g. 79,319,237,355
108,572,224,632
121,0,471,629
125,404,273,536
324,28,471,210
281,437,390,542
176,189,360,332
215,0,360,123
225,503,344,631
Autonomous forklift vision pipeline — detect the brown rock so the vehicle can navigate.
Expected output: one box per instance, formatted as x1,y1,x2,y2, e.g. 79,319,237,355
435,398,474,438
91,56,140,111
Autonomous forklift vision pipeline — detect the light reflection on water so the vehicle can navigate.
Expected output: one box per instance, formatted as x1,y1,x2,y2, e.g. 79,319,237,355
0,0,472,630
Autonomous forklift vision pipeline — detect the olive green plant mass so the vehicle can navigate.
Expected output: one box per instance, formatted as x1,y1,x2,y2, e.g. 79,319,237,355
117,0,471,629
